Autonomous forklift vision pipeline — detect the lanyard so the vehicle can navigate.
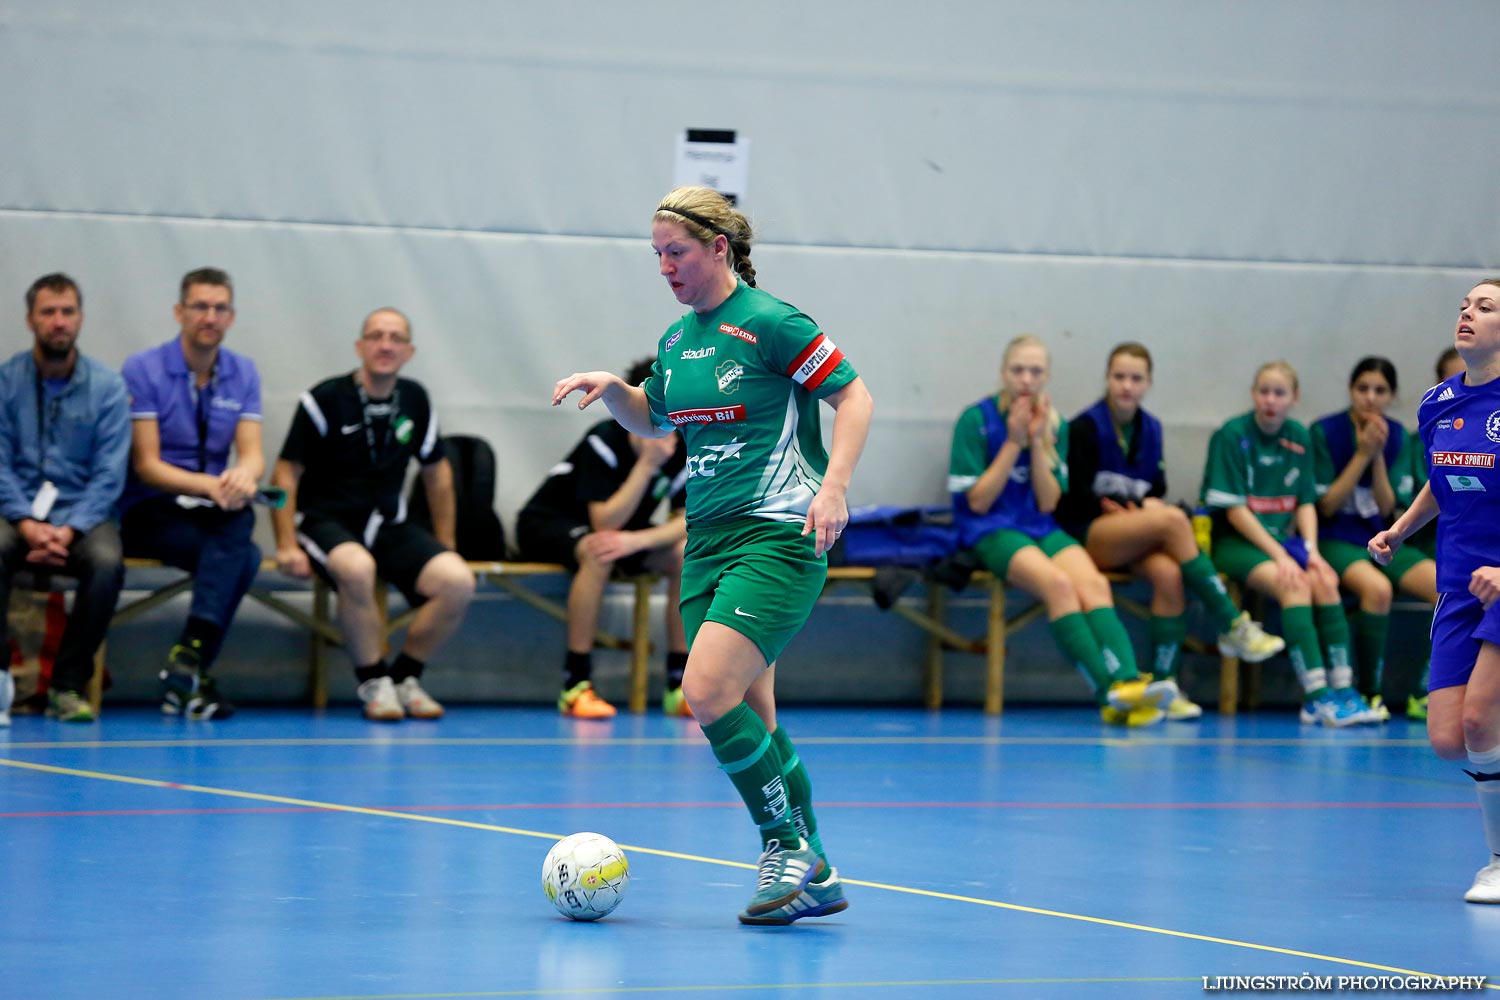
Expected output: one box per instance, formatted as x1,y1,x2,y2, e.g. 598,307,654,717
191,363,216,473
354,374,400,468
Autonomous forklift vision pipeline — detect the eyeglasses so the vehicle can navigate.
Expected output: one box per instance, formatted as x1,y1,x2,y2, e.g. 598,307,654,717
360,331,411,345
182,302,233,317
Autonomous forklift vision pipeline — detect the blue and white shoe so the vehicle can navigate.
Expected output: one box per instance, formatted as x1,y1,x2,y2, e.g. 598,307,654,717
1333,687,1379,725
741,838,825,918
1299,689,1363,728
739,866,849,925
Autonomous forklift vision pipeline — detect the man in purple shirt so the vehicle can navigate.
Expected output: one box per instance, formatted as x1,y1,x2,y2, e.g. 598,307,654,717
120,267,265,720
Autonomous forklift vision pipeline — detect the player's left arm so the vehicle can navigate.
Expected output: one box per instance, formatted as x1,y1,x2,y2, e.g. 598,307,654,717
420,458,459,551
805,376,874,556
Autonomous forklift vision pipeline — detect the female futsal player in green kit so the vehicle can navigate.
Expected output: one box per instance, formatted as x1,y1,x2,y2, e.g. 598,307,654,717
553,185,874,925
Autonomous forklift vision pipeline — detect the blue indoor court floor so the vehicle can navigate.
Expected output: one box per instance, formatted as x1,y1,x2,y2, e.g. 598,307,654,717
1,704,1495,1000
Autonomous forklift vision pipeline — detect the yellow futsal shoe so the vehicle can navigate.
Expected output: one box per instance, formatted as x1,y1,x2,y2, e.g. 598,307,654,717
1407,694,1428,721
1107,675,1177,712
1165,694,1204,720
1101,704,1166,727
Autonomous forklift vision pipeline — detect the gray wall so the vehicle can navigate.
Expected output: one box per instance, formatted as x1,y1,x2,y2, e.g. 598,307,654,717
1,2,1485,703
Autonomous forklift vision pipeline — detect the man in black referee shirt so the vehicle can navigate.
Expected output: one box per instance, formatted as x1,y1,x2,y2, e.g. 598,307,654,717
271,308,475,721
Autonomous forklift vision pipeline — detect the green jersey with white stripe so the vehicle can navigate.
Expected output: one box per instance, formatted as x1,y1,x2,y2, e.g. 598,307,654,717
1200,411,1315,543
642,281,857,529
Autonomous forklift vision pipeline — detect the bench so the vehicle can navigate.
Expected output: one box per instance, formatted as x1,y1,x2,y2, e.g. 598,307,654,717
78,561,1242,717
821,567,1235,715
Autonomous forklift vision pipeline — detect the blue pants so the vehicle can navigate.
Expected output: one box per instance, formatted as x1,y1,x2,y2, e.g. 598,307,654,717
122,496,261,668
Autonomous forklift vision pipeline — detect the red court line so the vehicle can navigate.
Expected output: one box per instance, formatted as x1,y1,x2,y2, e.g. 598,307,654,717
0,800,1474,819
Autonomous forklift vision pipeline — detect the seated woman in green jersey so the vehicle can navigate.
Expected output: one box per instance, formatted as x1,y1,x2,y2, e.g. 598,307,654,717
1312,357,1436,724
949,334,1176,727
1200,360,1367,727
1056,341,1284,722
1389,347,1465,721
553,185,874,926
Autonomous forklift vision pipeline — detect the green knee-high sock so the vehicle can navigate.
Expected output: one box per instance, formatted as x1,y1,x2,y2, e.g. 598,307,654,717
1353,610,1389,699
701,702,799,848
769,725,830,881
1149,614,1188,680
1049,612,1113,704
1280,604,1328,695
1315,603,1355,690
1181,554,1239,633
1085,607,1139,680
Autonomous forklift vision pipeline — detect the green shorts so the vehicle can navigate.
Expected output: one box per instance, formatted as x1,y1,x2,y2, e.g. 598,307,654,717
971,528,1078,579
1318,537,1428,583
680,518,828,666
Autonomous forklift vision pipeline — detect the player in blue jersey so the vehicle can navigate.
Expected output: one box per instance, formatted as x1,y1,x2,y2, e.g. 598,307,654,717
1058,342,1283,720
1313,358,1436,723
951,335,1175,726
1370,280,1500,903
553,185,874,925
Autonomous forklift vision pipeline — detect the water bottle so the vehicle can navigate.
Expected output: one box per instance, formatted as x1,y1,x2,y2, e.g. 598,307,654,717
1192,506,1213,556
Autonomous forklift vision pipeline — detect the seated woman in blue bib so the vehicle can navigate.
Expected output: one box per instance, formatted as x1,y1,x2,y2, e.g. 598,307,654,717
1057,342,1284,721
948,334,1174,726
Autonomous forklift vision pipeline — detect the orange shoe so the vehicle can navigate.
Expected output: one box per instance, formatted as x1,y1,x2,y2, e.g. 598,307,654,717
558,681,617,719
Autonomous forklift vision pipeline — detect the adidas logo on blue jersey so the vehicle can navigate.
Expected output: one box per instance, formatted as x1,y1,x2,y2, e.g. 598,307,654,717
1437,386,1456,401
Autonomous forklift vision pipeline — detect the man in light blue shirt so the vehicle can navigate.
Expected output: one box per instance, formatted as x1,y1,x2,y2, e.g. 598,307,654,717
0,273,129,724
120,267,264,720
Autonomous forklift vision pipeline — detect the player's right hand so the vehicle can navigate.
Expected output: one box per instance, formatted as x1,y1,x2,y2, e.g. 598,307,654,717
1367,529,1400,566
277,545,312,579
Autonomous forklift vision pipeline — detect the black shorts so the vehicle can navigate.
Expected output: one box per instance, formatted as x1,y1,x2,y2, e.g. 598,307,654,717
515,509,654,576
297,513,449,605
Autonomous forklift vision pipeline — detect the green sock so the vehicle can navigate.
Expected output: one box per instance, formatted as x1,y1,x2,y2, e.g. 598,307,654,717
1085,607,1139,680
1280,604,1327,694
1049,612,1112,704
769,725,829,882
1181,554,1239,632
1315,603,1355,690
700,703,799,848
1148,614,1188,680
1353,610,1389,699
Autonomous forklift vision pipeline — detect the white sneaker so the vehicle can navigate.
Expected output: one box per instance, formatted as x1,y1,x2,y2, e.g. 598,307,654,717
357,676,404,722
1218,612,1286,663
0,669,13,727
396,676,444,720
1465,856,1500,903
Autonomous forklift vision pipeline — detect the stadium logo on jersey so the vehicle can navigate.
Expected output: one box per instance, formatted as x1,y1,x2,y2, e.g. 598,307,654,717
1488,411,1500,443
665,331,682,351
681,346,716,360
1257,454,1278,466
788,334,844,390
1432,451,1496,468
1437,386,1455,401
1278,438,1305,455
1447,474,1488,492
718,323,758,345
717,360,744,393
668,405,746,426
1247,495,1297,514
685,438,745,479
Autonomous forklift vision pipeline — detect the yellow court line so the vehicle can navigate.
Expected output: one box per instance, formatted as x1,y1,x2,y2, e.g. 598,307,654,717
2,756,1489,989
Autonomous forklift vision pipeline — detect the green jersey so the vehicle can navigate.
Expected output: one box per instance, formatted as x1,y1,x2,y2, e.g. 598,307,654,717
642,281,857,528
1200,412,1315,543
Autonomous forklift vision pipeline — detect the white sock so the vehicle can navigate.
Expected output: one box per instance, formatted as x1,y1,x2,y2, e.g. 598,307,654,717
1466,744,1500,857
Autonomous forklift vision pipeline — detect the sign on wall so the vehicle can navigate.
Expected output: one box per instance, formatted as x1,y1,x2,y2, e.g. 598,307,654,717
673,128,750,204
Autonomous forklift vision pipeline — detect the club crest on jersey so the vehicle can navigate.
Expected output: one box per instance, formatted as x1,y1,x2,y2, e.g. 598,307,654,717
716,360,744,394
665,331,682,351
394,416,414,444
1487,411,1500,443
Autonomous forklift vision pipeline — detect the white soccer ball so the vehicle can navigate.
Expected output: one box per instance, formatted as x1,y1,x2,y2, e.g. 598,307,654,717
541,832,630,921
